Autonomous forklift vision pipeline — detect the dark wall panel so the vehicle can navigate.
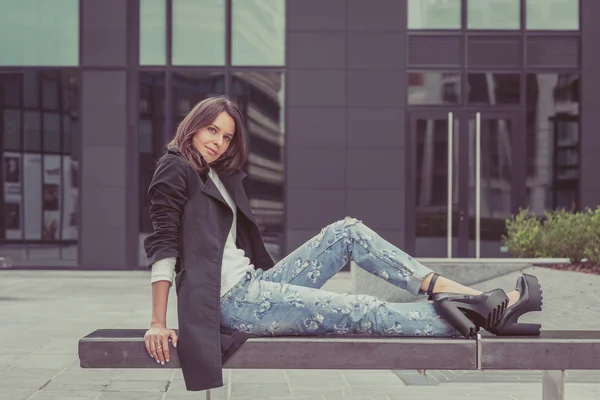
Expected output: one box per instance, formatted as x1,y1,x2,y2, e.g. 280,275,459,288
287,108,346,148
347,189,405,230
287,70,346,107
346,149,405,189
80,70,128,267
287,33,346,69
287,148,346,189
348,0,407,32
580,0,600,208
347,109,405,147
348,32,405,69
81,0,127,67
287,189,346,230
287,0,346,31
348,71,406,108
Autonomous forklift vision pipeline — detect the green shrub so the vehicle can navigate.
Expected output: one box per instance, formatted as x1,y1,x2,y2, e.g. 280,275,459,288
503,209,541,258
502,207,600,265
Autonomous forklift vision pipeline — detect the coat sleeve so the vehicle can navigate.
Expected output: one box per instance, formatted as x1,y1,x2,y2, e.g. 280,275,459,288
143,154,189,268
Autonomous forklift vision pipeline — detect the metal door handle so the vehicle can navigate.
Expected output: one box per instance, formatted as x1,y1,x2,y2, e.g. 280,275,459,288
475,112,481,259
447,112,453,259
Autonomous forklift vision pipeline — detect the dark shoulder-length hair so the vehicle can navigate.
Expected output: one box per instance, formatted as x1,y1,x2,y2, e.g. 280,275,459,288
167,96,247,176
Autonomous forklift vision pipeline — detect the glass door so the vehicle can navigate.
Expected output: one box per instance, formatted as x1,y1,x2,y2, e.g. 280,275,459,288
464,112,524,258
408,110,524,258
408,111,461,258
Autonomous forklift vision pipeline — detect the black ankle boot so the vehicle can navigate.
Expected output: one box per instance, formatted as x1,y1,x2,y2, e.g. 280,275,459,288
426,273,509,339
487,273,543,336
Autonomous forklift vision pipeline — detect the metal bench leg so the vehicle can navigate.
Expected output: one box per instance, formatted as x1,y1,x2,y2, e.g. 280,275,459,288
542,370,564,400
205,389,211,400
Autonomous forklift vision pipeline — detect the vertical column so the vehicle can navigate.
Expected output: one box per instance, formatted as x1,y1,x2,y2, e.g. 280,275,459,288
346,0,408,247
285,0,348,251
80,0,137,267
580,1,600,208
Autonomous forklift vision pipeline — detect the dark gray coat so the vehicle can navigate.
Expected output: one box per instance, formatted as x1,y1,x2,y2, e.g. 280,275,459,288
144,149,275,391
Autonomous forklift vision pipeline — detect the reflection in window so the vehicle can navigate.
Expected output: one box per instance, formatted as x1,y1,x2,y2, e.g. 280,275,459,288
232,72,285,261
0,0,78,66
526,73,579,214
467,0,520,30
408,0,461,29
172,0,226,66
526,0,579,30
408,72,461,105
0,71,79,265
138,72,167,244
232,0,285,66
468,73,520,105
140,0,166,65
171,71,225,131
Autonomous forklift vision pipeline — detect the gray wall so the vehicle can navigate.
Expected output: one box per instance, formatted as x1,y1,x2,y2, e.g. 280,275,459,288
285,0,409,253
581,0,600,209
80,0,136,267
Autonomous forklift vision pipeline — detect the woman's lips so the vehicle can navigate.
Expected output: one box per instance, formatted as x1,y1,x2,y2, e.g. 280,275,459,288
206,147,217,155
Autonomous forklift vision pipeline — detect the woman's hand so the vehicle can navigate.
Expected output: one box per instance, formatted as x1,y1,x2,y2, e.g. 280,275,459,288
144,324,178,365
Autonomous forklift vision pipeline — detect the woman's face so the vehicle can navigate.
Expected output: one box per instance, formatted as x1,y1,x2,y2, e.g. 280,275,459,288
192,111,235,164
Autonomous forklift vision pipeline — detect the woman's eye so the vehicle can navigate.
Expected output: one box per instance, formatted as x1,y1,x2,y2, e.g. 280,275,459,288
208,127,216,133
225,136,231,142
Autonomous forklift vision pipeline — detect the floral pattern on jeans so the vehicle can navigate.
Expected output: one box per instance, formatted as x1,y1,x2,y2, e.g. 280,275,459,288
220,217,458,338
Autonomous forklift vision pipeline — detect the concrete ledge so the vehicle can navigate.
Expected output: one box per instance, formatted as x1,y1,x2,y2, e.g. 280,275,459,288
351,259,540,302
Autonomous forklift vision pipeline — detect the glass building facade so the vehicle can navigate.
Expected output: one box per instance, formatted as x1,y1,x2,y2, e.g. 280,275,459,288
0,0,596,268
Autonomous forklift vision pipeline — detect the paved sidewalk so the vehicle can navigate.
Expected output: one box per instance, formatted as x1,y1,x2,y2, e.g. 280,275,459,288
1,266,599,400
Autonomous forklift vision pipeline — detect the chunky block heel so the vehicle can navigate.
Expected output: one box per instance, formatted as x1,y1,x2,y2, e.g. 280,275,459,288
434,301,477,338
431,291,509,338
488,273,543,336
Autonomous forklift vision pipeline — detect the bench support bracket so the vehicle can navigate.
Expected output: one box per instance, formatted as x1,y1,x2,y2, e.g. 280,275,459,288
542,370,564,400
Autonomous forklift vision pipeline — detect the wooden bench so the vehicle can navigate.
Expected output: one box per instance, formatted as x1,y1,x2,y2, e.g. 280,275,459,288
79,329,600,400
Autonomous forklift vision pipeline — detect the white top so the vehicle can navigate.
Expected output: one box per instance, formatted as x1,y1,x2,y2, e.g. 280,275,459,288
150,168,254,298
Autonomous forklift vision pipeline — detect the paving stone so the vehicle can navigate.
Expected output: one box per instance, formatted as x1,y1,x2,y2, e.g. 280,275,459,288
103,379,169,392
30,390,102,400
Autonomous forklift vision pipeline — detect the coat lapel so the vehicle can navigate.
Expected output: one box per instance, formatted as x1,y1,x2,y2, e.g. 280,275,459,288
220,172,256,224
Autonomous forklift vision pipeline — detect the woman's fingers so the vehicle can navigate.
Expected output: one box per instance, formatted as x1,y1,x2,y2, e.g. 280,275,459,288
149,338,159,363
154,336,166,365
169,330,179,349
160,336,170,363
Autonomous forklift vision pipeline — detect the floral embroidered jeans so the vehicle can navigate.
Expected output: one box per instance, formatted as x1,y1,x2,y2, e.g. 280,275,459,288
220,217,458,337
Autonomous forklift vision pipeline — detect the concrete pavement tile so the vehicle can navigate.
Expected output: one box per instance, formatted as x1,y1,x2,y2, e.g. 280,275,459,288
0,391,36,400
103,379,169,392
112,368,174,381
97,392,164,400
341,370,406,386
230,368,287,383
12,353,77,370
166,390,227,400
30,390,102,400
229,382,292,398
40,379,108,392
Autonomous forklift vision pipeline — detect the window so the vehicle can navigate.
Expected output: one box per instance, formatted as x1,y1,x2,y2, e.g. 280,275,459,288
408,0,461,29
467,73,521,105
467,0,520,30
408,71,461,105
526,73,579,213
232,71,285,260
0,71,79,263
140,0,167,65
172,0,226,66
526,0,579,30
232,0,285,66
0,0,78,66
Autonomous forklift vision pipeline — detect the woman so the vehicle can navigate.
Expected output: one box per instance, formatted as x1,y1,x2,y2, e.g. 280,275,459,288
143,96,543,392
